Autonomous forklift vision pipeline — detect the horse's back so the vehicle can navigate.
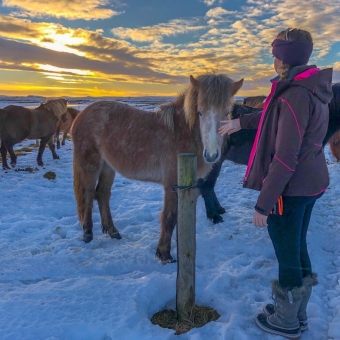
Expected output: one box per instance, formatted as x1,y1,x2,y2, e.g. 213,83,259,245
1,105,32,140
72,100,174,183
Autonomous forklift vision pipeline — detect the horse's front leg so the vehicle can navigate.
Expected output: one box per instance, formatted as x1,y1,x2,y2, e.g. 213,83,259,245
156,187,178,263
55,131,61,149
37,135,54,166
3,140,17,168
47,137,59,160
1,141,11,170
197,154,226,224
62,125,71,145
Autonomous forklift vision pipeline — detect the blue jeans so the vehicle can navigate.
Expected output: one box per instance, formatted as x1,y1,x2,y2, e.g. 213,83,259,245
267,193,323,289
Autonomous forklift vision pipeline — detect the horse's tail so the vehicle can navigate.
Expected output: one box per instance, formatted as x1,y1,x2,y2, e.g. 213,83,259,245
73,150,86,224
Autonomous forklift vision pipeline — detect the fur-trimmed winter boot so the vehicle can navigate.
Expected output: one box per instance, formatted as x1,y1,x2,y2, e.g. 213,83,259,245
255,280,304,339
263,273,318,332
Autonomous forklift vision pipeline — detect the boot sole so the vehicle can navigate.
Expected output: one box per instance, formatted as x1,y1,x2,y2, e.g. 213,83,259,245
255,313,301,339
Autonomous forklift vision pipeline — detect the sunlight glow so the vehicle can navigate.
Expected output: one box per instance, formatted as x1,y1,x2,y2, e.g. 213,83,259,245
36,64,93,76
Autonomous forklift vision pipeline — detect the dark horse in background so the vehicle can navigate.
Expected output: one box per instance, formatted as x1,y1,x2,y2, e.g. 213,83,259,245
0,98,68,169
198,83,340,223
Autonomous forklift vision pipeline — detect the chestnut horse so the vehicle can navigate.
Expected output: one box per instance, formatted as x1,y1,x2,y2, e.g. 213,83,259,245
72,74,243,262
55,107,80,148
329,132,340,161
242,95,267,107
198,82,340,223
0,98,68,169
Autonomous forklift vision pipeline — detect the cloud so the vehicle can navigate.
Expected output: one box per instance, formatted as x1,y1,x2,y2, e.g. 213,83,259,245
0,37,187,85
1,0,339,96
258,0,340,59
201,0,223,6
205,7,235,18
2,0,121,20
111,19,205,42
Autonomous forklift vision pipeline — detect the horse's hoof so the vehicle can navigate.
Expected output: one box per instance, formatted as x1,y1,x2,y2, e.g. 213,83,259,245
217,207,226,214
3,165,11,170
212,214,224,224
38,161,43,166
53,155,60,159
109,231,122,240
10,163,16,168
83,233,93,243
155,249,176,264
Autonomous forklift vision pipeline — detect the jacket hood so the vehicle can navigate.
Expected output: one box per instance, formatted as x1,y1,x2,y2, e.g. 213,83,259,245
270,65,333,104
290,66,333,104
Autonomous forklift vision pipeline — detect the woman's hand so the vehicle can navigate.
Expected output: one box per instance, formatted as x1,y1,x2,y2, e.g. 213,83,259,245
218,118,241,136
253,211,268,227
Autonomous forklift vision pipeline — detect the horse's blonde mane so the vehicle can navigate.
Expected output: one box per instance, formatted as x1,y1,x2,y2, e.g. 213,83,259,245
184,74,234,129
156,93,185,132
43,98,67,118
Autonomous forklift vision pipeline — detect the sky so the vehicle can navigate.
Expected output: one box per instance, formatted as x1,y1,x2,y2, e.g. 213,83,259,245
0,0,340,97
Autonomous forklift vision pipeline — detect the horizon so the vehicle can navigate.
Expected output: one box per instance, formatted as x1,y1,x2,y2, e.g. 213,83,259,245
0,0,339,97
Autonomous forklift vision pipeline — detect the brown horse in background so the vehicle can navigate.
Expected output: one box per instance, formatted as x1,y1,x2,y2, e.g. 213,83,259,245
242,95,266,108
329,132,340,161
72,74,243,262
55,107,80,148
0,98,68,169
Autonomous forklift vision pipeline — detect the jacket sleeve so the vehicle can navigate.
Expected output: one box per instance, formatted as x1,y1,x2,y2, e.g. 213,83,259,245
255,91,311,215
239,111,262,129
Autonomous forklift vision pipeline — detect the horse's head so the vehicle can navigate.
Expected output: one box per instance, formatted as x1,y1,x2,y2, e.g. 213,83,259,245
43,98,68,120
185,74,243,163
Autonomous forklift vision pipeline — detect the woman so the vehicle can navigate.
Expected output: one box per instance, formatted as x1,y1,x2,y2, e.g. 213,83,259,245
219,28,333,338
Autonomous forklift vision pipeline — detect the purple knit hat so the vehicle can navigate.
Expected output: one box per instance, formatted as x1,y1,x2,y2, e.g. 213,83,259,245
271,39,313,66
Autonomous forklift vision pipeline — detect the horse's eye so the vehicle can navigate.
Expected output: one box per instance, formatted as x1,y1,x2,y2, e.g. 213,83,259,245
197,111,202,116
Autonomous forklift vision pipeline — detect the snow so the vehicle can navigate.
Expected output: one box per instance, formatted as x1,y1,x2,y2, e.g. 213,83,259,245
0,98,340,340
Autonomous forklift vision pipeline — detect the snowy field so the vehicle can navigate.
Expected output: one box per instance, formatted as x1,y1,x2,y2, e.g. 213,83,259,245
0,98,340,340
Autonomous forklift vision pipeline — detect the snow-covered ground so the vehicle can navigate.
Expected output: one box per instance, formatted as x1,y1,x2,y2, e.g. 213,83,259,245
0,98,340,340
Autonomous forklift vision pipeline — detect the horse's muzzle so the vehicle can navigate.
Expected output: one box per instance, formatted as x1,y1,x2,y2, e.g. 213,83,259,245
203,149,220,163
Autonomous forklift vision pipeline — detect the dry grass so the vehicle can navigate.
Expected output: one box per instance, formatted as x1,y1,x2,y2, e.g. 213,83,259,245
151,304,220,335
0,146,34,163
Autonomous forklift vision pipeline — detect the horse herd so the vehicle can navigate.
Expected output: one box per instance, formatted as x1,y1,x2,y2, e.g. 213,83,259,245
1,74,339,263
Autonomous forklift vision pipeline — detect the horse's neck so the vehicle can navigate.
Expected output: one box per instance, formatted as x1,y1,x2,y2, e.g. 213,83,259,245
32,108,55,119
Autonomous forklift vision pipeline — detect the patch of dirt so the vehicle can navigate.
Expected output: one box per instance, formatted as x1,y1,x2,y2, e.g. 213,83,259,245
151,305,220,335
43,171,56,180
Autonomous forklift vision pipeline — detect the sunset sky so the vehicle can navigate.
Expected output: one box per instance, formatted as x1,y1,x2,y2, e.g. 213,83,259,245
0,0,339,97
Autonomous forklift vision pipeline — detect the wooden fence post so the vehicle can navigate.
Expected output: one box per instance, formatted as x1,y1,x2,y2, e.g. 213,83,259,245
176,153,197,321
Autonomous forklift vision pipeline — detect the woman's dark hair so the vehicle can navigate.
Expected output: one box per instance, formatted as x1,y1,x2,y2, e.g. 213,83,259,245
276,28,313,80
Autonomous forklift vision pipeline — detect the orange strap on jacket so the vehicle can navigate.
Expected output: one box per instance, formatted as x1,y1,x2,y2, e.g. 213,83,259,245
270,196,284,215
277,196,283,215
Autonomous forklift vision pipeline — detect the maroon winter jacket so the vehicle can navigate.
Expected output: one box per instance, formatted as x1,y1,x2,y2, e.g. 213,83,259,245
239,66,333,216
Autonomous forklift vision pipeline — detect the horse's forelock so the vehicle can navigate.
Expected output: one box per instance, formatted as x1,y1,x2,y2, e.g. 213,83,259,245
44,99,68,118
183,74,234,129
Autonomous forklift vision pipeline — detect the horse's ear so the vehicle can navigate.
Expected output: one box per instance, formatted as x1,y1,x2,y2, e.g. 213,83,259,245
232,78,244,96
190,75,199,87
